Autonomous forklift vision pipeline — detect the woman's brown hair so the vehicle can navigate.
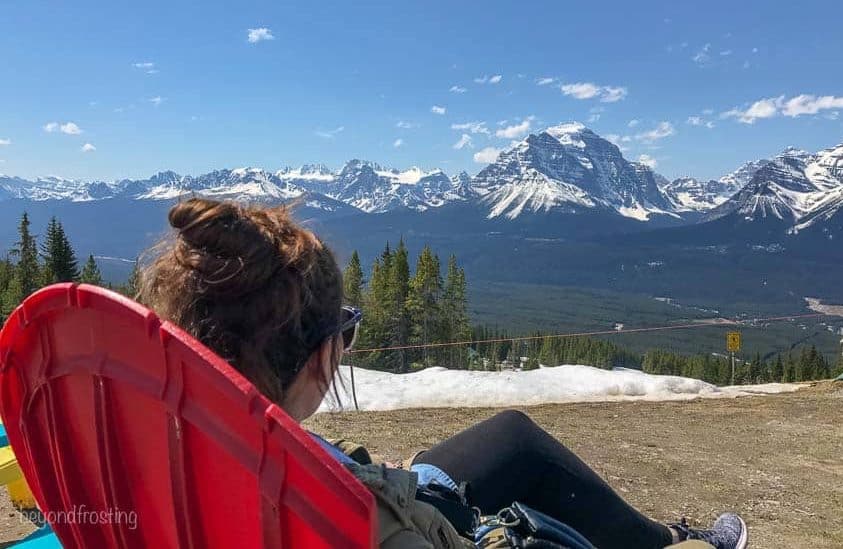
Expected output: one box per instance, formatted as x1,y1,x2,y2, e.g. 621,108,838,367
138,197,343,404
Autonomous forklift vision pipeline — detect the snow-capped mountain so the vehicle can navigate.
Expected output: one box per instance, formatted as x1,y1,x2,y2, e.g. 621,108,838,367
472,123,676,220
705,144,843,233
660,177,735,212
0,175,98,202
657,159,769,213
718,158,771,191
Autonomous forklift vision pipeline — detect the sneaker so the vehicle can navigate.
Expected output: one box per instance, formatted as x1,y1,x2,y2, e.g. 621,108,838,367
669,513,748,549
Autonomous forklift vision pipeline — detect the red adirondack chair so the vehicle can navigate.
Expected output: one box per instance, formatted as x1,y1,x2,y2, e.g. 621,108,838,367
0,283,377,548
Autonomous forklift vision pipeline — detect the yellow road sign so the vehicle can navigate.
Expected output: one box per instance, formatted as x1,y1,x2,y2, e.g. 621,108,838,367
726,331,741,353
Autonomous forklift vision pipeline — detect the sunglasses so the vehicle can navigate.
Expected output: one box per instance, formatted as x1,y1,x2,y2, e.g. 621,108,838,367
338,305,363,352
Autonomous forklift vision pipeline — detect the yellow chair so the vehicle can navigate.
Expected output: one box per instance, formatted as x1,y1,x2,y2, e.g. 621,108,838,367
0,423,36,508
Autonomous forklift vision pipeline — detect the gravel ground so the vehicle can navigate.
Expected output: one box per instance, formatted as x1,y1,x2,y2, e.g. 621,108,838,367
1,383,840,548
307,382,842,549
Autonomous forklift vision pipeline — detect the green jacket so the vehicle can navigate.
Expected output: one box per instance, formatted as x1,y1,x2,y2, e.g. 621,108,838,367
337,443,713,549
347,462,472,548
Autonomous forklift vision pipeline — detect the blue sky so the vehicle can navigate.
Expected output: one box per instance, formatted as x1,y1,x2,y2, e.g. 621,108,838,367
1,0,842,181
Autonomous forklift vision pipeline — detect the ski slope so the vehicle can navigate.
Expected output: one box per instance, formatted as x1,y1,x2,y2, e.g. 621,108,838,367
319,364,806,412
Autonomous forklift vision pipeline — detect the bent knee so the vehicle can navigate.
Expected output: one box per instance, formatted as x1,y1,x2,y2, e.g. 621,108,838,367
489,409,536,431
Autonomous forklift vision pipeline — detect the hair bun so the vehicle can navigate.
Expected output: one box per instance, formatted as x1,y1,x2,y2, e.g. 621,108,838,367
168,197,250,253
169,197,237,231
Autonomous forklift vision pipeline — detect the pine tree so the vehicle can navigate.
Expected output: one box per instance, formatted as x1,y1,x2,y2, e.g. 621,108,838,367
0,256,15,321
443,255,471,368
782,354,796,382
389,239,411,371
15,212,40,296
122,261,141,298
772,355,784,383
4,213,40,310
406,246,443,367
41,217,79,283
0,256,12,299
80,255,104,285
834,348,843,378
747,352,763,384
342,251,364,307
360,245,399,371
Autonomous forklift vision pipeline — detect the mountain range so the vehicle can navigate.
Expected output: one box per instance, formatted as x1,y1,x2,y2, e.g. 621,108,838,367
2,124,842,308
4,123,841,239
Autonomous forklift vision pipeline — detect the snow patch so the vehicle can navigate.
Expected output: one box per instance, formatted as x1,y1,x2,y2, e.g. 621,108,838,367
319,364,806,412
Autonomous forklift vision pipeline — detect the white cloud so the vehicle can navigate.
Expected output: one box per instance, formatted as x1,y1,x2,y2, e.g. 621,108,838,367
393,138,403,148
687,116,716,129
560,82,627,102
742,60,751,69
588,113,601,123
560,82,600,99
721,94,843,124
702,108,714,115
430,105,446,115
451,121,489,135
148,96,165,106
81,143,96,153
752,47,759,54
132,62,155,69
495,118,532,139
44,122,83,135
637,154,658,169
474,74,502,85
693,43,711,65
449,85,467,93
721,97,781,124
535,77,555,86
453,134,472,150
314,126,345,139
247,27,274,43
635,121,675,142
146,69,159,75
720,50,733,56
600,86,628,103
396,120,419,129
627,119,640,128
825,111,840,121
0,138,10,146
781,94,843,117
473,146,501,164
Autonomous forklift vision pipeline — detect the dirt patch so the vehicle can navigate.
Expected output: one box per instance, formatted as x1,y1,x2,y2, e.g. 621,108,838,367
307,382,843,549
1,383,840,548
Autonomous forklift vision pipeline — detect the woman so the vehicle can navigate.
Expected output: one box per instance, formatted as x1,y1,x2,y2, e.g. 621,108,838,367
138,198,747,549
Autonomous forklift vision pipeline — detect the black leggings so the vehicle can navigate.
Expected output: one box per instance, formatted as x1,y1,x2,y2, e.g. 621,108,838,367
415,410,674,549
